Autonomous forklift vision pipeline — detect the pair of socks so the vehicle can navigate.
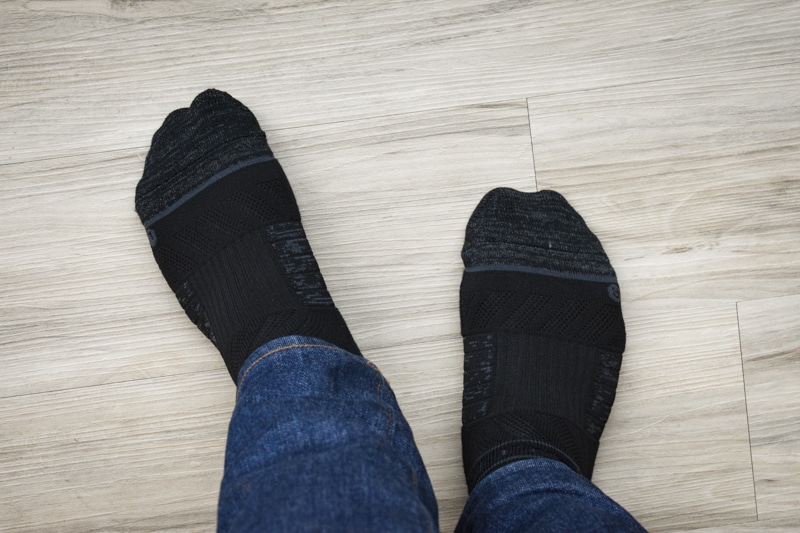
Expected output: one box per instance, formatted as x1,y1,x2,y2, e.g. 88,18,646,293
135,89,625,490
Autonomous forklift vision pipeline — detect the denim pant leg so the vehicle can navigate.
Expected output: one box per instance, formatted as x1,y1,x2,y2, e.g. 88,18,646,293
217,335,439,533
456,458,647,533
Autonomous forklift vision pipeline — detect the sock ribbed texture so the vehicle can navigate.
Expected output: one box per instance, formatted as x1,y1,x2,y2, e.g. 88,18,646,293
135,89,360,382
460,188,625,492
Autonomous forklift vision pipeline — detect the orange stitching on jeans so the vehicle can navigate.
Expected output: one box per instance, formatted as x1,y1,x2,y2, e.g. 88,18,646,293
365,360,384,394
386,403,394,441
236,343,332,400
410,468,432,532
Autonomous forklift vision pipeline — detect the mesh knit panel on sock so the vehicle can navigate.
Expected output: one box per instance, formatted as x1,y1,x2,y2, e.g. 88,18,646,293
460,332,618,489
461,270,625,353
147,160,359,380
149,160,300,289
460,266,624,490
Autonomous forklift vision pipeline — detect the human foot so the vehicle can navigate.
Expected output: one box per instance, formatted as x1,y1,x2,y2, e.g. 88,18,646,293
135,89,360,382
459,188,625,491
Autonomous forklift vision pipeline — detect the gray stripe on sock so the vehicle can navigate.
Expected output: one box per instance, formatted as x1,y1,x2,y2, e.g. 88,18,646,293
465,264,618,283
143,154,275,228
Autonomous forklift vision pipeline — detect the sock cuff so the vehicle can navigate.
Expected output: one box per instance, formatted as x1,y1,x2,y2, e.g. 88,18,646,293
462,412,600,491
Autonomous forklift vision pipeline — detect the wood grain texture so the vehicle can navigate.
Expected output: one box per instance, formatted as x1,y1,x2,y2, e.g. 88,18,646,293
0,152,229,398
2,0,799,531
593,301,755,531
738,294,800,520
377,302,761,532
0,100,534,399
1,0,799,163
0,370,233,532
268,101,535,351
528,63,800,305
675,517,800,532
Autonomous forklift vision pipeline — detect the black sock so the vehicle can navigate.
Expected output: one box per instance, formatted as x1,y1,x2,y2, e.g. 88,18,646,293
135,89,360,382
459,188,626,492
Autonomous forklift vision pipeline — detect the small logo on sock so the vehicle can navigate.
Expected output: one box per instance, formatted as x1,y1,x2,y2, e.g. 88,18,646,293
147,228,158,247
607,283,621,303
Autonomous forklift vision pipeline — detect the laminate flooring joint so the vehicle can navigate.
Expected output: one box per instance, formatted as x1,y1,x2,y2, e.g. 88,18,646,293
365,332,463,357
0,367,228,402
526,59,800,104
735,300,760,521
525,97,539,191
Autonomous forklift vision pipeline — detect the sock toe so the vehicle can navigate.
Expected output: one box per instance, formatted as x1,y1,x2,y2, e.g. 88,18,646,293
135,89,272,224
462,188,615,279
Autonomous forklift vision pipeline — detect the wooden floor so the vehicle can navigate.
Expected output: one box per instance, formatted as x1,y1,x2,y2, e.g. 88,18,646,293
1,1,799,531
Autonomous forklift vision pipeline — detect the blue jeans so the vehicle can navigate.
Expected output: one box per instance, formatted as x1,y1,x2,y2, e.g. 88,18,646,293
218,336,647,532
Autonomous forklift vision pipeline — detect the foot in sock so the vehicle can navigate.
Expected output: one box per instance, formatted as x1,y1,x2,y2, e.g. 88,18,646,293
135,89,360,382
459,188,625,492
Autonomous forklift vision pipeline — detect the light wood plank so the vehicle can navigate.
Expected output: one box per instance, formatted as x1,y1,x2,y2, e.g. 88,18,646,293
1,1,799,163
675,517,800,532
0,152,229,398
0,101,534,398
738,294,800,521
528,63,800,305
0,371,233,532
270,101,535,350
593,301,755,531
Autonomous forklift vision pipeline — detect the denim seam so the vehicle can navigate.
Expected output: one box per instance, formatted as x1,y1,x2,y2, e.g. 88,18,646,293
385,402,395,442
365,360,383,391
420,471,432,533
371,365,396,444
407,467,434,533
374,372,383,395
236,343,333,399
